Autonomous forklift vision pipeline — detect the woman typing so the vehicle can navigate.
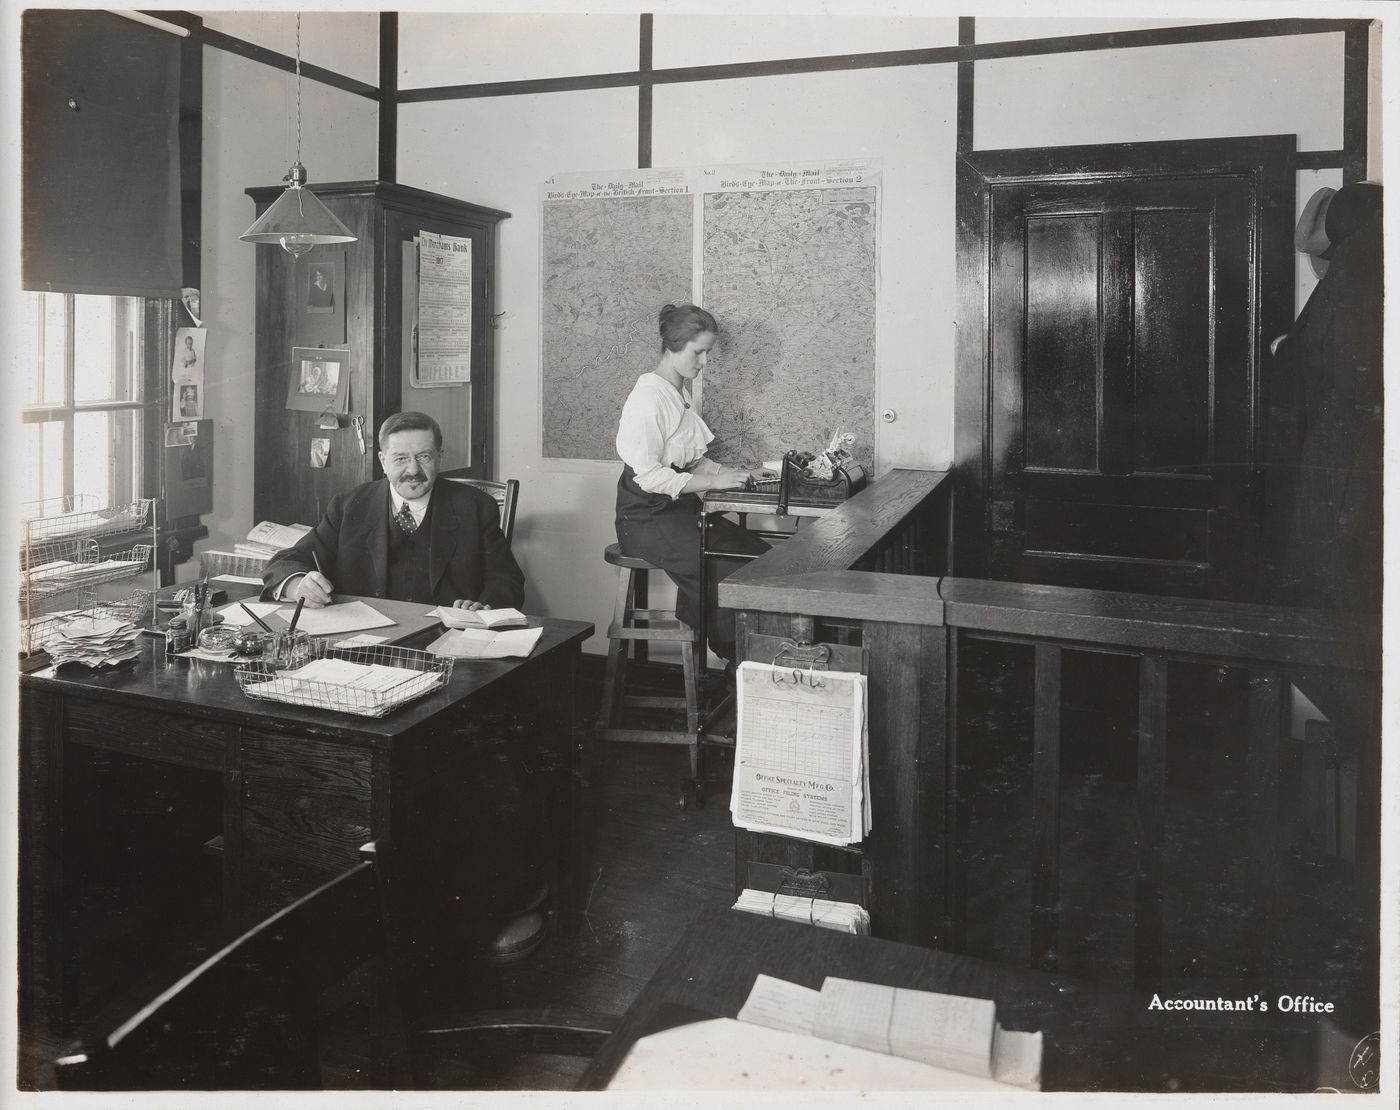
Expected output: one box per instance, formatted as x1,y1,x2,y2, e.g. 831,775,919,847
614,303,771,663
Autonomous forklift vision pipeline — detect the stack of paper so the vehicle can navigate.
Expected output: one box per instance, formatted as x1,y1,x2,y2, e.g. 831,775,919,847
732,888,870,934
735,974,1042,1089
426,626,543,659
41,614,142,668
731,661,871,845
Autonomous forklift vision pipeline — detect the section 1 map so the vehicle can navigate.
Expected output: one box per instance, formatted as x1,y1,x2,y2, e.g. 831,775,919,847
541,161,879,469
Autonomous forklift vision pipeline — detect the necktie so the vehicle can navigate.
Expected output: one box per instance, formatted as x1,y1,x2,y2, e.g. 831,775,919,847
394,503,418,535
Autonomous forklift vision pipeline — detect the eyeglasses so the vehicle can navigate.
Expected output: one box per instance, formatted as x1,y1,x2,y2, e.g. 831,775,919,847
384,450,439,469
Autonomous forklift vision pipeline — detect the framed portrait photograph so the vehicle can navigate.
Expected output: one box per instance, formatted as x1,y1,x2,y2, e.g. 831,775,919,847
287,347,351,413
306,259,338,314
297,249,347,345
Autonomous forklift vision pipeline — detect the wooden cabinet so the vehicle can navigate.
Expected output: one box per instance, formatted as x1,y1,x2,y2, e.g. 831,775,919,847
246,180,509,527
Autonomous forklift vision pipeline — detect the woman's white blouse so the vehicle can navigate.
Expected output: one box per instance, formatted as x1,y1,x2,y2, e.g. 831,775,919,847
615,372,717,498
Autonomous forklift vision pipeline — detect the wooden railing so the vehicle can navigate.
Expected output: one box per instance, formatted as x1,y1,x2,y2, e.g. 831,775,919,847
722,467,1381,982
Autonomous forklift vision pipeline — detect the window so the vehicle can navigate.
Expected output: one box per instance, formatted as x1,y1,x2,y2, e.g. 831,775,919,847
19,291,164,510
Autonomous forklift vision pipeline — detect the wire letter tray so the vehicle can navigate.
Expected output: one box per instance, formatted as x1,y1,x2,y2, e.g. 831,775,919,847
235,641,454,718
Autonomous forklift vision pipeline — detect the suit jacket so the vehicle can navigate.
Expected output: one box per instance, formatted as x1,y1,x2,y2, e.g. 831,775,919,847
261,478,525,609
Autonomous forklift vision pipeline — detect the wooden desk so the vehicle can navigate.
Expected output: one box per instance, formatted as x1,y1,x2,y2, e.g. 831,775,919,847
19,599,593,1031
583,908,1348,1093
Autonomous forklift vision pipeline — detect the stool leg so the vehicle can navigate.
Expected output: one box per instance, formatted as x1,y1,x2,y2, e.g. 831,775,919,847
681,633,700,779
598,566,633,730
634,566,649,666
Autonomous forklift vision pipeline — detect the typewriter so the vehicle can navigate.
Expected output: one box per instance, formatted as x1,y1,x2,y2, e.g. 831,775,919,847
735,449,866,514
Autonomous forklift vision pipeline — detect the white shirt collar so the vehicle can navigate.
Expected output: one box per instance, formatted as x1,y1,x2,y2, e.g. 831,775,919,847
389,483,432,521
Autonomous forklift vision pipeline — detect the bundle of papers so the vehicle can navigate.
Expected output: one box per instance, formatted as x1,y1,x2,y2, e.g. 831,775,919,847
233,520,311,559
731,661,871,845
41,614,142,668
429,605,528,630
243,656,444,716
732,888,870,935
735,974,1042,1089
426,626,543,660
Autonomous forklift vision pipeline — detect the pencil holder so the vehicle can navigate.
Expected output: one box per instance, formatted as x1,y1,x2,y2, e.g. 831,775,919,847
269,630,312,669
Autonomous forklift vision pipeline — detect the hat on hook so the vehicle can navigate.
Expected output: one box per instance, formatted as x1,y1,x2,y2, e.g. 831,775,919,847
1294,182,1383,279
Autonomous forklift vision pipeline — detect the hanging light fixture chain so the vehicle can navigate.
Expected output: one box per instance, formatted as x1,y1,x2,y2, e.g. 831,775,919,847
294,12,302,167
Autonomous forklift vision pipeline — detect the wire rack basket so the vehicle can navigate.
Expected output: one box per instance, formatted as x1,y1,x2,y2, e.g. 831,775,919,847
23,587,156,658
235,640,455,718
22,496,154,546
22,539,156,596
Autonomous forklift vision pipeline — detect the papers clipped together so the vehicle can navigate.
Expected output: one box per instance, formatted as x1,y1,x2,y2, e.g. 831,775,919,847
735,973,1043,1089
732,888,870,935
731,660,871,846
41,613,142,668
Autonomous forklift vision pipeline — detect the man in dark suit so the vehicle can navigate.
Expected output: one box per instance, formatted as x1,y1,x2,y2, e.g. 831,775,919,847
262,411,545,964
263,410,522,610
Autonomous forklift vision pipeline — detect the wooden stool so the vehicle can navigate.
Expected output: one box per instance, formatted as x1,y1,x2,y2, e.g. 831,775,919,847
597,544,701,776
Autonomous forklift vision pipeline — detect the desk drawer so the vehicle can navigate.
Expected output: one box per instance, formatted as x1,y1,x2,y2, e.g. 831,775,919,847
240,732,372,876
64,701,226,770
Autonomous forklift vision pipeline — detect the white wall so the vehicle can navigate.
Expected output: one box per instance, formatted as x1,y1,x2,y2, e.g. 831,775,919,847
395,13,1354,658
192,15,378,568
397,14,958,654
185,13,1359,658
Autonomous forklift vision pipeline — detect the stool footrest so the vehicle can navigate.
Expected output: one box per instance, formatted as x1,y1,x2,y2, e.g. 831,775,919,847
598,728,697,746
607,625,695,641
621,694,690,711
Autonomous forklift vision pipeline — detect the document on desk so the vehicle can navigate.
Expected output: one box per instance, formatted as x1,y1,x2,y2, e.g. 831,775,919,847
276,600,395,636
608,1018,1015,1092
731,660,869,846
425,626,543,659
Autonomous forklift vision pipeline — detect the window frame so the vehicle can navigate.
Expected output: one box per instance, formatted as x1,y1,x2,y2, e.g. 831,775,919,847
20,293,174,513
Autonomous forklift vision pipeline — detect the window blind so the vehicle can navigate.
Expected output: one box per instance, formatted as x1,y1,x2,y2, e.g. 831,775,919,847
22,9,183,296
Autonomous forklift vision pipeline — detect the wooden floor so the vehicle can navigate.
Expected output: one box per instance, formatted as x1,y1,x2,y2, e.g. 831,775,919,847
20,655,1378,1092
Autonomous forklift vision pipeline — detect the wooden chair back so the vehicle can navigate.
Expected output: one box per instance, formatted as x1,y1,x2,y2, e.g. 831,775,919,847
55,861,383,1090
440,472,520,547
55,841,617,1091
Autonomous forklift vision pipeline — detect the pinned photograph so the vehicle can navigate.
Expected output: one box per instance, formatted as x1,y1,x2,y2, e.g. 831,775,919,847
177,383,201,419
171,326,206,380
286,346,351,413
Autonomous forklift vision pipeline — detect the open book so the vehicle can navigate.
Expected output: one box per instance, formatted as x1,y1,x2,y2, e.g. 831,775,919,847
234,520,313,559
737,974,1041,1088
430,605,528,630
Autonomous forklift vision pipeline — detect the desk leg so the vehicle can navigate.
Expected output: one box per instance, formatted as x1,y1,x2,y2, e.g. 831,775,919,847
221,723,243,937
19,688,68,1036
555,648,587,935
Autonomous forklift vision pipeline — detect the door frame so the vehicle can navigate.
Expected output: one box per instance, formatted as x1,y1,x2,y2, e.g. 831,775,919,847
953,134,1296,586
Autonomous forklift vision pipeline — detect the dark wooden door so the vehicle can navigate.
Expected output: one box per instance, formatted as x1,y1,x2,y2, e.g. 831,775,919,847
956,137,1294,600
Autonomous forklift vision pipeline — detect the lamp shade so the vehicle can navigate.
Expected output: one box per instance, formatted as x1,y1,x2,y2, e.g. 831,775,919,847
240,165,356,257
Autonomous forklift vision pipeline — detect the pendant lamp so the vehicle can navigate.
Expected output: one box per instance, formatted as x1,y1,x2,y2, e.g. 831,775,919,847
240,13,356,258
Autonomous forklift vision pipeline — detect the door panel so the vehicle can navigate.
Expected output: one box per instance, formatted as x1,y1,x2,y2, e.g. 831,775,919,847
958,137,1294,600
